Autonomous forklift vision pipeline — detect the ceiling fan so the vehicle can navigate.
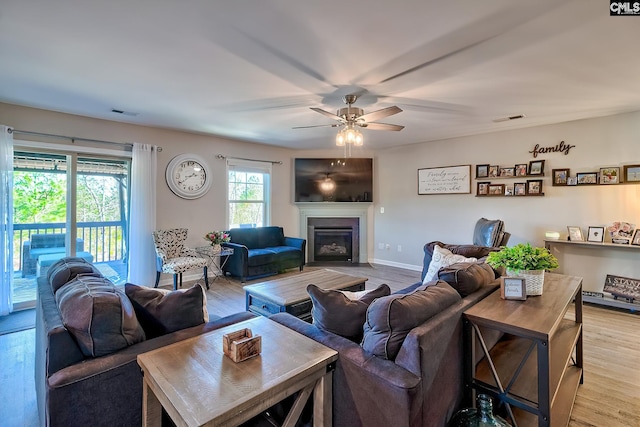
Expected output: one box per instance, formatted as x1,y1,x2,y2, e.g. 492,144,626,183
293,94,404,134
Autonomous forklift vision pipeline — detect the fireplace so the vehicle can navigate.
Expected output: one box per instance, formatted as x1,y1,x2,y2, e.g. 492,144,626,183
308,217,359,265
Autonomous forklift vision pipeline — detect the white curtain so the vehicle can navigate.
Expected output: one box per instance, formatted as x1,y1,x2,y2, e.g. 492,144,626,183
127,143,157,286
0,126,14,315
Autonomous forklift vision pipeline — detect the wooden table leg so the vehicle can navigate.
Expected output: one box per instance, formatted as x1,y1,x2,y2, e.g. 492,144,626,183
142,377,163,427
313,370,333,427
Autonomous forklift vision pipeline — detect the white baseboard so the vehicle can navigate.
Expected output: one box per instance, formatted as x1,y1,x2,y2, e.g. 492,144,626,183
369,258,422,272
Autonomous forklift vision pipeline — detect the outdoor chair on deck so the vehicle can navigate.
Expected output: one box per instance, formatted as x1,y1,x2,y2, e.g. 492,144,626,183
152,228,208,290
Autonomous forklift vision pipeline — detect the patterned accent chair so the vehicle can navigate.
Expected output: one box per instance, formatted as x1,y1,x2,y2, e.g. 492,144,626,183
152,228,209,290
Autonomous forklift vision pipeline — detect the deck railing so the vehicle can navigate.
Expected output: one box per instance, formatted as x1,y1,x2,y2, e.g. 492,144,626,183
13,221,127,272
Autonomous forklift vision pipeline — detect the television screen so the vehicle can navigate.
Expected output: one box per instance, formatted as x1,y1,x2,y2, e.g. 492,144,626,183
294,158,373,202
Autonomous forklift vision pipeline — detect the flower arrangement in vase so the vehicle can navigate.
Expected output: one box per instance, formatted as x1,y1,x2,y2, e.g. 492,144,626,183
486,243,559,296
204,231,231,252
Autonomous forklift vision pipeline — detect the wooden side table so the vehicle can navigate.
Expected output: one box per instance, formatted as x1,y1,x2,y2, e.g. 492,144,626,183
137,316,338,427
464,273,583,427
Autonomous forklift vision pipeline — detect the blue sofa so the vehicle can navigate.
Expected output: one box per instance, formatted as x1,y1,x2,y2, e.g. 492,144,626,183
222,226,306,282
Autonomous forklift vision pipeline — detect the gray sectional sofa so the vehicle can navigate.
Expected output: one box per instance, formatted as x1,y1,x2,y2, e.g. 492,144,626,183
271,242,502,427
35,258,254,427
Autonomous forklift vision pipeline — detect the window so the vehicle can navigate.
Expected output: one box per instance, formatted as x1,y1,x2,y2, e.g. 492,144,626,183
227,159,271,229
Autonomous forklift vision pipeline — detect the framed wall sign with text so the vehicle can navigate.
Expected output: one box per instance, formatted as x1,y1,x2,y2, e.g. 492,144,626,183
501,277,527,300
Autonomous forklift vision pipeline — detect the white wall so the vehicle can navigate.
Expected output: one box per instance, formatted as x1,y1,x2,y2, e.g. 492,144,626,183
374,111,640,292
3,102,639,292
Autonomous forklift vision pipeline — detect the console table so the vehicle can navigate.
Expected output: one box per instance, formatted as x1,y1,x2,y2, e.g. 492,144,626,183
544,239,640,310
464,273,583,427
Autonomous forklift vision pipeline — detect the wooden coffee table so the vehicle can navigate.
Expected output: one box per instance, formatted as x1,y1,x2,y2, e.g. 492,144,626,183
137,316,338,427
244,269,368,321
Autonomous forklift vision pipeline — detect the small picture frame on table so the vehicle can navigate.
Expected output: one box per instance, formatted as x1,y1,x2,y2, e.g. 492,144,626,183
489,165,499,178
477,182,490,196
488,183,505,196
577,172,598,185
528,160,545,175
515,163,528,176
552,168,570,186
599,167,620,185
500,167,515,177
514,182,526,196
526,179,543,195
476,164,489,178
587,226,605,243
500,277,527,300
632,229,640,246
567,226,584,241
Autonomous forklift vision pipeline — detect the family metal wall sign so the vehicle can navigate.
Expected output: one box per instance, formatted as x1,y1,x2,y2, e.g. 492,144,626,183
529,140,576,158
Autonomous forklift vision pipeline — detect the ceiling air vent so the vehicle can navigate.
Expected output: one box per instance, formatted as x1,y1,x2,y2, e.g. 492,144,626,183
493,114,526,123
111,108,139,117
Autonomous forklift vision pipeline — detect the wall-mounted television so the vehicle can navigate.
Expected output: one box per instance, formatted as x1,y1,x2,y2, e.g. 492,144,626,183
294,158,373,202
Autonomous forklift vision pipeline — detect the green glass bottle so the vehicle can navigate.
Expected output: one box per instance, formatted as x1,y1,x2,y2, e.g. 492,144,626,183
449,394,511,427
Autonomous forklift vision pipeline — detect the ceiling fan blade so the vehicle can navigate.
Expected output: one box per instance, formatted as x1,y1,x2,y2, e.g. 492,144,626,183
310,107,343,121
292,124,338,129
358,106,402,123
361,122,404,131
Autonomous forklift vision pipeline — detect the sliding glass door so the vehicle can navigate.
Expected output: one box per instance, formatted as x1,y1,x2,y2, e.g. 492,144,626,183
12,150,129,310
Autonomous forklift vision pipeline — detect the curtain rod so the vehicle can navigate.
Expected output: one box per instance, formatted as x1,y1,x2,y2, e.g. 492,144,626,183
8,129,163,152
216,154,282,165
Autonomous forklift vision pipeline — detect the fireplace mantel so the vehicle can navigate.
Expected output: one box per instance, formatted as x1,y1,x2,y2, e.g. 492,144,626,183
297,202,370,263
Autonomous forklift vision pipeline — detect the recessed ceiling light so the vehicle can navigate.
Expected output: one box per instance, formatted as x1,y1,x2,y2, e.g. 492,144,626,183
111,108,139,117
493,114,526,123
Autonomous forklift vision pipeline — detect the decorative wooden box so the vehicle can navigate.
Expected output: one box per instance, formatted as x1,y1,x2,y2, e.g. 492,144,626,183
223,328,262,362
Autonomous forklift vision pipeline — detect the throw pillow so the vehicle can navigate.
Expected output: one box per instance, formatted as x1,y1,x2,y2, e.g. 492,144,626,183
47,257,103,293
437,262,495,297
307,283,391,342
361,281,461,360
125,283,209,339
423,245,477,284
56,274,145,357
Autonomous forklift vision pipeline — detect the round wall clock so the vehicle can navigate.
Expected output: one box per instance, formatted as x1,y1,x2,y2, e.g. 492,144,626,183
165,153,212,199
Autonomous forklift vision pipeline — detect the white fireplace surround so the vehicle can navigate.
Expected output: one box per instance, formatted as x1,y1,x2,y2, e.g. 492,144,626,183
297,203,371,264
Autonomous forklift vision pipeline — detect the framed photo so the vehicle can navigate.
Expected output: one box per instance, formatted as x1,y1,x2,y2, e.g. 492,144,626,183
476,164,489,178
515,163,528,177
528,160,545,175
489,165,499,178
567,226,584,242
632,229,640,246
477,182,490,196
499,167,515,177
587,226,605,243
552,168,570,186
623,164,640,183
577,172,598,185
567,176,577,186
599,167,620,185
488,183,505,196
500,277,527,300
514,182,526,196
505,185,513,196
526,179,543,195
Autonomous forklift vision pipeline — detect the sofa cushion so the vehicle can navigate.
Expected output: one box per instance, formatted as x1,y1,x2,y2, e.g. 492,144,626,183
47,257,103,293
422,241,499,281
55,274,145,357
307,283,391,342
125,283,209,339
247,246,300,267
423,245,477,283
437,262,495,297
362,281,461,360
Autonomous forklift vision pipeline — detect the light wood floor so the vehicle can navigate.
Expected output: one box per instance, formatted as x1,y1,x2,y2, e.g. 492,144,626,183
1,264,638,427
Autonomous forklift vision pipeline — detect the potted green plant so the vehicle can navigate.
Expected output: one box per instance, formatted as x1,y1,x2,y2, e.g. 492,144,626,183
486,243,559,296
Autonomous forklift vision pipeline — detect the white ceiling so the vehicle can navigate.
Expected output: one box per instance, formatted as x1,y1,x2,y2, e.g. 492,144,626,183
1,0,639,150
